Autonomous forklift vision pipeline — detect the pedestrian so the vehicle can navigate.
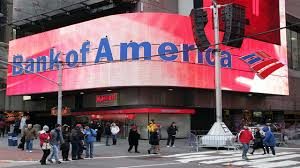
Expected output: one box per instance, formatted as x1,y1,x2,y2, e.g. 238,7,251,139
78,125,85,159
250,128,266,155
166,122,178,147
61,124,71,161
84,125,97,158
18,134,25,150
24,124,37,153
39,125,51,165
96,123,103,142
71,124,84,160
111,122,120,145
238,125,253,160
148,127,160,154
0,119,5,137
104,122,112,146
147,119,157,134
128,124,140,153
48,124,64,164
262,126,276,155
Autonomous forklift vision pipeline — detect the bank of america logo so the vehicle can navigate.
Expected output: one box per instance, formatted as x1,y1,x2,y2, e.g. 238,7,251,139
240,51,284,79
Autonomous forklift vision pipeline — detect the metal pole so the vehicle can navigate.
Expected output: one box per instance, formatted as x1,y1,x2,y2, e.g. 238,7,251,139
212,0,222,122
57,61,63,125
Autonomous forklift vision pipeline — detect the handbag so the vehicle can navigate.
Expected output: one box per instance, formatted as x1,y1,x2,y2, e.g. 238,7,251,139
41,142,51,150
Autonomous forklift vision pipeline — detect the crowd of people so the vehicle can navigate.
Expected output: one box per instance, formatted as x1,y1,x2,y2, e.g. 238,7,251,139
238,125,276,160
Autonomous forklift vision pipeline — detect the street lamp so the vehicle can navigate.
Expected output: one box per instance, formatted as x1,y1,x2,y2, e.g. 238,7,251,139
0,59,63,125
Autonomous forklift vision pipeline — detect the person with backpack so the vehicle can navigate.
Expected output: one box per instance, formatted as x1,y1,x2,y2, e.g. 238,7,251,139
262,126,276,155
250,128,266,155
166,122,178,147
128,124,140,153
71,124,83,160
238,125,253,160
84,125,97,158
48,124,64,164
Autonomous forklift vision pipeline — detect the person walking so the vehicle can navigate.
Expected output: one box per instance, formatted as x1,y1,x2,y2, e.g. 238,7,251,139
39,125,51,165
238,125,253,160
104,122,112,146
71,124,83,160
24,124,37,152
61,124,71,161
96,123,103,142
262,126,276,155
250,128,266,155
48,124,64,164
111,122,120,145
166,122,178,147
128,124,140,153
84,125,97,158
148,127,160,154
0,119,5,137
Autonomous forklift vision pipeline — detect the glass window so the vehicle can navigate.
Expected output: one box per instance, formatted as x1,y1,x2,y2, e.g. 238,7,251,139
287,28,300,71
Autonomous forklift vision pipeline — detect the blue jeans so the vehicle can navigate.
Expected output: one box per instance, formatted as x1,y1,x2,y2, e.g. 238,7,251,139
85,142,94,157
50,144,60,161
105,135,110,146
242,143,249,158
112,134,117,145
26,140,33,151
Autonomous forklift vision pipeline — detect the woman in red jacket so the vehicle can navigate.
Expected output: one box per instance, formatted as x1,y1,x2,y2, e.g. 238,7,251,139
39,125,51,165
238,125,253,160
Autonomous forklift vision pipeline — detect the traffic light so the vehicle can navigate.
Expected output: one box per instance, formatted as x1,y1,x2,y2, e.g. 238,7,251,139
222,4,246,48
190,8,210,51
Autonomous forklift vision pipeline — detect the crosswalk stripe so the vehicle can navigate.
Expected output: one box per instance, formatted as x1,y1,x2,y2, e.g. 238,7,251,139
162,151,217,158
232,154,300,166
177,155,209,159
290,166,300,168
176,156,227,163
250,160,300,168
200,152,292,164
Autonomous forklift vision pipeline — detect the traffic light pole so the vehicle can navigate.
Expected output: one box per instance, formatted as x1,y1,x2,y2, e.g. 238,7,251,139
0,59,63,125
212,0,222,123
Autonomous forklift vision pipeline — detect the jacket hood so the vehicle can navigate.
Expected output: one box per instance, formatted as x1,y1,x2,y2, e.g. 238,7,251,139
262,127,269,132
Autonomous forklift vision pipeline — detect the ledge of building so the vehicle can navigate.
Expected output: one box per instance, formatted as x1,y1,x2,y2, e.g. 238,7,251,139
289,69,300,78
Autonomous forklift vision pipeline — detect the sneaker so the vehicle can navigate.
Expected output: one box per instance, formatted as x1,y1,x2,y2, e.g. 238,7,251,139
172,145,176,148
47,159,53,163
26,150,29,153
85,156,89,158
135,151,140,153
147,150,150,154
166,145,170,148
90,156,93,159
56,161,62,164
29,150,32,153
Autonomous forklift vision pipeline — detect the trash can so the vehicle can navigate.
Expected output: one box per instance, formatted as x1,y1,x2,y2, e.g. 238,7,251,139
12,133,18,146
8,133,13,146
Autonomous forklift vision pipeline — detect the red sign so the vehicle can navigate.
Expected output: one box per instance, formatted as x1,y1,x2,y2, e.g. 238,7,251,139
96,93,118,107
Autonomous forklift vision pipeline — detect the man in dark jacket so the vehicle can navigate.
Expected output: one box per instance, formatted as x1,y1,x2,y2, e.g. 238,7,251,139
71,124,84,160
61,124,71,161
104,122,112,146
250,128,266,155
128,125,140,153
166,122,178,147
262,126,276,155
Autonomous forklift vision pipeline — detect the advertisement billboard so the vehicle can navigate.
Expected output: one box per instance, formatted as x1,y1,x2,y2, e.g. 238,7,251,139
7,3,288,95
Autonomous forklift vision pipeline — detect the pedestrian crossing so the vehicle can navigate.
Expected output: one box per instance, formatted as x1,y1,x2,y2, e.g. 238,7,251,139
162,151,300,168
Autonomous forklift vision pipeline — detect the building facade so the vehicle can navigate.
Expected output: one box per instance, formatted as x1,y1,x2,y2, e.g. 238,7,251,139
3,0,300,139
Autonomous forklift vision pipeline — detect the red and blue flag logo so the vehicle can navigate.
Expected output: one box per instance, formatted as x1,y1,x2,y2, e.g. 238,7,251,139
240,51,284,79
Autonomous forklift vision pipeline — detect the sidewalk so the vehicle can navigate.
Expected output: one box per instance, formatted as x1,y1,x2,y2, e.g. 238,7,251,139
0,136,194,161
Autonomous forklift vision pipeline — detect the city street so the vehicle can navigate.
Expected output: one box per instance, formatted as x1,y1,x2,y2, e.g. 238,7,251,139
0,138,299,168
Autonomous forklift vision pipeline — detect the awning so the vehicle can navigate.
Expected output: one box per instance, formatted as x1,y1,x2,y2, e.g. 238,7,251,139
72,108,195,116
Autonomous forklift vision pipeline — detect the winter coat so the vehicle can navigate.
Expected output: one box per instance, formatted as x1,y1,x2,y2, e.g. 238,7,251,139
167,126,178,136
24,128,37,141
84,128,97,143
262,127,276,146
39,131,50,147
128,129,140,146
61,130,71,150
50,129,64,145
238,128,253,144
147,123,157,133
111,126,120,135
149,131,159,145
70,127,81,143
104,126,112,136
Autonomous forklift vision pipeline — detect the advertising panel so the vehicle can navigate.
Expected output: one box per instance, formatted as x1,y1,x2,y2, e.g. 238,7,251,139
7,0,288,95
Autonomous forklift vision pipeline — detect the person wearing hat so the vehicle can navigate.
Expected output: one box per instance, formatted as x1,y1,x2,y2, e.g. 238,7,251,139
48,124,64,164
238,125,254,160
128,124,140,153
39,125,51,165
61,124,71,161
